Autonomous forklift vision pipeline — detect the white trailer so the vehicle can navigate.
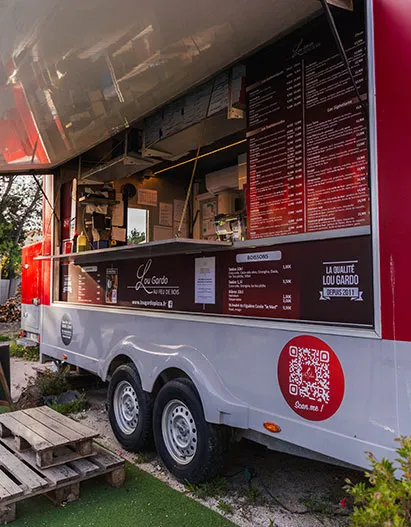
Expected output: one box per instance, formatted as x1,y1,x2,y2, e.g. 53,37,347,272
3,0,410,484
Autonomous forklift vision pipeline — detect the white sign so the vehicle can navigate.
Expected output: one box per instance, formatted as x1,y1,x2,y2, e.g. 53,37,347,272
174,199,185,223
81,266,98,273
236,251,282,263
195,257,216,304
159,202,173,226
138,188,158,207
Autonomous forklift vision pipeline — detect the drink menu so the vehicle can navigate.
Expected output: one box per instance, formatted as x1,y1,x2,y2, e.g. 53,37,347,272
59,234,373,326
247,5,370,238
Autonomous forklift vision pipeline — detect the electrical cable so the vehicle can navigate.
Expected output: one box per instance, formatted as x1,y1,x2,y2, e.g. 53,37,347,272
153,139,246,177
176,79,216,237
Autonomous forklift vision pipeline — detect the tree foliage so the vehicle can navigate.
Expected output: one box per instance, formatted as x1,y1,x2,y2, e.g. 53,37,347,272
127,228,146,245
0,175,42,278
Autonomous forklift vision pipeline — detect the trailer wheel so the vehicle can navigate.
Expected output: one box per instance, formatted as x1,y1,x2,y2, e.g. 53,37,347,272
153,378,224,484
108,363,152,451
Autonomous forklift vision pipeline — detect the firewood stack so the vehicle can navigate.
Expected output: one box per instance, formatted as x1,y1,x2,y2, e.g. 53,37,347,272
0,285,21,323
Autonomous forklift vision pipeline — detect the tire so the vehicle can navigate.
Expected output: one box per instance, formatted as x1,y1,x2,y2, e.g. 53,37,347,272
108,363,153,452
153,378,224,484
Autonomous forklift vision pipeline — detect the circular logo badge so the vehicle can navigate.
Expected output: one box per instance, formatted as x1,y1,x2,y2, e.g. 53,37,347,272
60,313,73,346
277,335,344,421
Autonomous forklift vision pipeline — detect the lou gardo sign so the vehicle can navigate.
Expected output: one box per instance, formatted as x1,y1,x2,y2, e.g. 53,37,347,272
126,258,181,310
320,260,363,301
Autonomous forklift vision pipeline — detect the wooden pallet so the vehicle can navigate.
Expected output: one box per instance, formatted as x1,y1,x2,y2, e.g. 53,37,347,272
0,406,99,468
0,439,125,524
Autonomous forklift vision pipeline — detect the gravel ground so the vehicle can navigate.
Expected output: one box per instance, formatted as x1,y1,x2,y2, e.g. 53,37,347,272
6,353,362,527
74,388,361,527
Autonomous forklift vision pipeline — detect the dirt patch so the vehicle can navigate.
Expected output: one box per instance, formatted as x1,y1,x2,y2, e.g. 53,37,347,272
10,358,50,403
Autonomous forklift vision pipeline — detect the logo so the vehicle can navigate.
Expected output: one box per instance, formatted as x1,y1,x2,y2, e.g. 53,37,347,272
292,39,320,58
278,335,344,421
60,313,73,346
126,259,180,308
319,260,363,301
127,259,172,295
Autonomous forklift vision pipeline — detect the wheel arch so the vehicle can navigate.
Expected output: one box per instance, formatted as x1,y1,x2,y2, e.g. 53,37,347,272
100,338,249,429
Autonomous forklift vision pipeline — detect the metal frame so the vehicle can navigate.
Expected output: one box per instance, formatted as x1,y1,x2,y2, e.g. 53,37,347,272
366,0,381,338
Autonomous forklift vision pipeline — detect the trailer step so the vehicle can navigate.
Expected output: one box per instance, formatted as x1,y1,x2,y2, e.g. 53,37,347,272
0,439,125,523
0,406,99,468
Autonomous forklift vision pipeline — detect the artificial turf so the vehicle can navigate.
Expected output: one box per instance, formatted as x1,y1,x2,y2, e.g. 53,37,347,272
12,462,235,527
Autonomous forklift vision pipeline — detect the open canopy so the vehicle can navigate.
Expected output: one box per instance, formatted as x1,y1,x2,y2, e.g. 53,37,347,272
0,0,320,173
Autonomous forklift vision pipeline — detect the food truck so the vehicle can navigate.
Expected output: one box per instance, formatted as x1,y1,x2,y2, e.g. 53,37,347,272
3,0,410,483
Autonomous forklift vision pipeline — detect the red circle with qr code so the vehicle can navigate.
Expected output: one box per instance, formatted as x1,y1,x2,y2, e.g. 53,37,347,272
277,335,345,421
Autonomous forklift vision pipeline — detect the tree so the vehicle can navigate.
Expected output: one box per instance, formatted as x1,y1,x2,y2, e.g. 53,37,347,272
127,228,146,245
0,175,42,278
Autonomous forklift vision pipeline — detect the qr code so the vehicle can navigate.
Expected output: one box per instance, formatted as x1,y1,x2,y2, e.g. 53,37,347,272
288,346,330,403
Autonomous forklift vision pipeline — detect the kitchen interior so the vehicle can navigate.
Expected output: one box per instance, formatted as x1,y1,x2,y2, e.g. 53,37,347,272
58,64,248,256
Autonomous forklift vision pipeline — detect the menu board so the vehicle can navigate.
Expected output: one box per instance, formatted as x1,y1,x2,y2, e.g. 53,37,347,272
247,5,370,238
59,235,373,326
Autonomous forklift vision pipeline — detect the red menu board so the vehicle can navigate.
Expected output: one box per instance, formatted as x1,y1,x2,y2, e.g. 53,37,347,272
247,5,370,239
59,235,373,327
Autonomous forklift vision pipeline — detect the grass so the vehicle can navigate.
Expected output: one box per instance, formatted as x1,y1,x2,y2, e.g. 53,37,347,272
239,485,264,505
302,494,333,515
9,341,39,361
50,393,88,415
12,463,235,527
185,476,229,500
0,336,9,342
217,500,234,515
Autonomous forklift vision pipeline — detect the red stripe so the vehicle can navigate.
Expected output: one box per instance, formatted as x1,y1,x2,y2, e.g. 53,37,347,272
374,0,411,340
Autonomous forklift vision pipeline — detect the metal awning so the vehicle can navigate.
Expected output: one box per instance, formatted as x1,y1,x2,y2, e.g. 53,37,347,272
0,0,321,174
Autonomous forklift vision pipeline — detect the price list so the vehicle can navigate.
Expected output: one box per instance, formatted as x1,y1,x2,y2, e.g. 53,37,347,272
76,267,102,304
224,253,299,319
247,9,369,239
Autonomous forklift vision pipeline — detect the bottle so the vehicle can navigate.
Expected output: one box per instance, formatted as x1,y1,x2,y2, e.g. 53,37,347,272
72,230,78,253
77,231,87,252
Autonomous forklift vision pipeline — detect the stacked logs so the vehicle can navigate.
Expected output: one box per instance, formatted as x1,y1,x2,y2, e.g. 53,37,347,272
0,285,21,323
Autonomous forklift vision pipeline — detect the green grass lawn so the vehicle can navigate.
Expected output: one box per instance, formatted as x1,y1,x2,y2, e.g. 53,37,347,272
13,463,235,527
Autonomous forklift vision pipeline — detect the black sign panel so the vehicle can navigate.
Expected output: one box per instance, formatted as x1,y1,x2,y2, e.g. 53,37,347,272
246,3,370,238
59,236,373,327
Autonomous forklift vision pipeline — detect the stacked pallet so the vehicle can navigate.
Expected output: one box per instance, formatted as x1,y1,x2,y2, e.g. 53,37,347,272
0,406,125,524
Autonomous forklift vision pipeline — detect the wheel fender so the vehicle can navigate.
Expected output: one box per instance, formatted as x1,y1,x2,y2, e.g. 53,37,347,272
100,336,249,429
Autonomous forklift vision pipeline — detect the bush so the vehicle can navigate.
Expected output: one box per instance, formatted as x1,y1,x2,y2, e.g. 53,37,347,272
9,341,39,361
345,436,411,526
36,368,70,397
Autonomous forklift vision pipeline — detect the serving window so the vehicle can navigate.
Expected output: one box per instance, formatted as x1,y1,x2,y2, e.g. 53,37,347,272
55,1,373,328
